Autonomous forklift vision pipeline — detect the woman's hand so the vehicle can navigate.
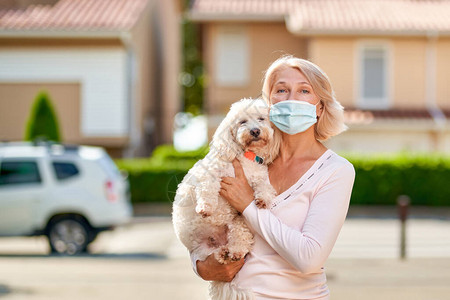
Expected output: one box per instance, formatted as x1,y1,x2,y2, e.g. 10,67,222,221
197,254,245,282
220,159,254,213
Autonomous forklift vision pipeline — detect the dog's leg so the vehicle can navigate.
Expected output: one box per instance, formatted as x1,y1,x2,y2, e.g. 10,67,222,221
195,179,220,217
251,171,277,209
190,222,229,263
194,163,222,217
214,217,253,264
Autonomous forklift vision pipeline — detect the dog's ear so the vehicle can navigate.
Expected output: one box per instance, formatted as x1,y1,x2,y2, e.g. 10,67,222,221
263,125,282,164
209,108,242,162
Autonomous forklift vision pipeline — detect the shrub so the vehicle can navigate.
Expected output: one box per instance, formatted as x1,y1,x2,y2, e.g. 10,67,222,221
24,91,62,142
116,146,450,206
151,144,208,162
116,158,192,204
115,145,207,204
348,153,450,206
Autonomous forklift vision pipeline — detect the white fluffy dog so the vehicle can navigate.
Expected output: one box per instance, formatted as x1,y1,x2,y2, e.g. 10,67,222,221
172,98,281,300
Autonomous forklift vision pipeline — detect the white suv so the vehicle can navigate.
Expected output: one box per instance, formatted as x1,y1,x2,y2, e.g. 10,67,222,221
0,141,132,255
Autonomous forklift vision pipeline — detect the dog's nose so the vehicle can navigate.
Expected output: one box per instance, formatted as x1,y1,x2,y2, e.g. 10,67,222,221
250,128,260,138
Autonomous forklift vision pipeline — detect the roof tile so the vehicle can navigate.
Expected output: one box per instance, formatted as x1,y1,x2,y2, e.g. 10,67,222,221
344,108,450,124
0,0,149,32
190,0,450,34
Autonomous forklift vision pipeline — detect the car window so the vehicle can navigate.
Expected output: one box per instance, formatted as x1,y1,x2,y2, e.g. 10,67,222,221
0,161,42,186
98,156,121,178
52,162,80,180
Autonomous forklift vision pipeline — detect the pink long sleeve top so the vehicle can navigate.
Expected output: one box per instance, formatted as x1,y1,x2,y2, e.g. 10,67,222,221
232,149,355,299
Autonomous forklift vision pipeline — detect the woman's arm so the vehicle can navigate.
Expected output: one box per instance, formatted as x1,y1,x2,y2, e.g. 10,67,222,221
221,159,355,274
242,163,355,273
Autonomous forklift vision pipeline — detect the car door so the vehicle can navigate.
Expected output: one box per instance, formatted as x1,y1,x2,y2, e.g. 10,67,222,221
0,159,46,236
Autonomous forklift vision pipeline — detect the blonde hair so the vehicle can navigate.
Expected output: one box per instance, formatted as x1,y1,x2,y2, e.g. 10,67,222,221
262,55,347,141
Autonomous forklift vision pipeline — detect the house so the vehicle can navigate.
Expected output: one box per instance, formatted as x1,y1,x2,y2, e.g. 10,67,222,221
0,0,182,157
188,0,450,153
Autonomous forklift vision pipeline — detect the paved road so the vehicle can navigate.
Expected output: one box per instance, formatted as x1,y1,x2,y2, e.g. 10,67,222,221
0,216,449,300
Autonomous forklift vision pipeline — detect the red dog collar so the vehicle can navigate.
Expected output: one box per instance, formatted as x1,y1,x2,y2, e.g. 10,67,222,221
244,151,264,164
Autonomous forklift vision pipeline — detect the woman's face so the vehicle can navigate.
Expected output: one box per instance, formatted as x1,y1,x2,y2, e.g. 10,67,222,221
270,67,319,105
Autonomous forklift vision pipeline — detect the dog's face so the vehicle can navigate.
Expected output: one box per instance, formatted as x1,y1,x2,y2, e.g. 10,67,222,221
233,105,273,153
211,98,281,163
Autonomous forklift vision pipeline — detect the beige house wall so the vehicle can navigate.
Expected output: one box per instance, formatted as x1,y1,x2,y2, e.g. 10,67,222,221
0,39,130,157
130,0,156,155
0,82,80,142
327,124,450,153
392,38,427,108
308,37,355,108
200,19,450,152
0,82,129,157
309,36,431,109
157,0,182,146
205,29,449,112
437,38,450,109
204,22,307,115
0,0,182,157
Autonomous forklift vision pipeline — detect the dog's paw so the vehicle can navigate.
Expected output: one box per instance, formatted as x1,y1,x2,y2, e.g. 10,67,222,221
195,203,212,217
215,247,230,264
199,210,210,218
215,247,247,264
255,198,267,209
230,251,246,262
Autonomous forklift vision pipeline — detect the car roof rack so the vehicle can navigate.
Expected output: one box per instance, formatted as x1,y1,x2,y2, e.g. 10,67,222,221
0,140,81,155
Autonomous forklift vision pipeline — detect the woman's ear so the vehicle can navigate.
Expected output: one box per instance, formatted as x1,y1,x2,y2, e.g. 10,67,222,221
317,101,324,118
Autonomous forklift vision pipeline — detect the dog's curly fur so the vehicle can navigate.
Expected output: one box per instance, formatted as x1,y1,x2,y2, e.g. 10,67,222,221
172,98,281,300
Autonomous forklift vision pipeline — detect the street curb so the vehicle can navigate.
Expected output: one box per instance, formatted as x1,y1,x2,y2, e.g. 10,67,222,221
132,203,450,220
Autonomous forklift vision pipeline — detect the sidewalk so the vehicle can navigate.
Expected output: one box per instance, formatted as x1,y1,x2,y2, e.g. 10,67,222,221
346,205,450,220
133,203,450,259
0,212,449,300
166,215,450,300
164,204,450,300
325,257,450,300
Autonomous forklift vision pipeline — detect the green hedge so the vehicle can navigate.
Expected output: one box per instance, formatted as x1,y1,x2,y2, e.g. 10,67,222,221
348,153,450,206
150,144,208,162
116,145,450,206
115,145,208,204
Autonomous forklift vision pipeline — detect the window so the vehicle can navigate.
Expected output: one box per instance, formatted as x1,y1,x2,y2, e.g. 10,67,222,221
215,26,249,86
52,162,80,180
359,44,390,109
0,161,42,186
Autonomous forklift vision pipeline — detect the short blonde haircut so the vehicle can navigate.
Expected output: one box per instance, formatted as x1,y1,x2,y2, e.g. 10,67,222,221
262,55,347,141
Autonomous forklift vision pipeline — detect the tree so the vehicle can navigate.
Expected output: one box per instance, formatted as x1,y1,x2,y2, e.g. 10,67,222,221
24,91,62,142
181,0,204,115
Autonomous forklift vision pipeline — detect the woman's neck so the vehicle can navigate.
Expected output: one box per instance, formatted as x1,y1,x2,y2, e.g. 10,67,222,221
278,130,326,162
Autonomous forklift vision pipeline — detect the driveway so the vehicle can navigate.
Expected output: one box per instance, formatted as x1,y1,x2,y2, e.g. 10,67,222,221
0,216,449,299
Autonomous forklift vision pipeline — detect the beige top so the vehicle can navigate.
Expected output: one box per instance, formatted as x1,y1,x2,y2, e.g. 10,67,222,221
233,149,355,299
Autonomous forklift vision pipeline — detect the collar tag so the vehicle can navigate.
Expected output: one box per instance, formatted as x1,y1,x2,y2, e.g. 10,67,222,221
244,151,264,164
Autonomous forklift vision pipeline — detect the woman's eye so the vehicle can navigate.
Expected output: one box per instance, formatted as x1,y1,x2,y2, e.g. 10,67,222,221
240,120,247,125
300,89,310,94
276,89,287,94
258,117,265,121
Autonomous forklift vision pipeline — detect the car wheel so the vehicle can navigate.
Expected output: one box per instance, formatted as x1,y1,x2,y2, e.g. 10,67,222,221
47,217,91,255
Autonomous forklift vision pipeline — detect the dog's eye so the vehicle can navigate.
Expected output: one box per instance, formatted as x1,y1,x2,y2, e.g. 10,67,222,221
258,117,265,121
239,120,247,125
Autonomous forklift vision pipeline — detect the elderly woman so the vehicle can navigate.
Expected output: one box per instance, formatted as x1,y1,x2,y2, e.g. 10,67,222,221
196,55,355,300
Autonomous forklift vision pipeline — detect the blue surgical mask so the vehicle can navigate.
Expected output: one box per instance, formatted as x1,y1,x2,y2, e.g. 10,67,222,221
269,100,320,135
